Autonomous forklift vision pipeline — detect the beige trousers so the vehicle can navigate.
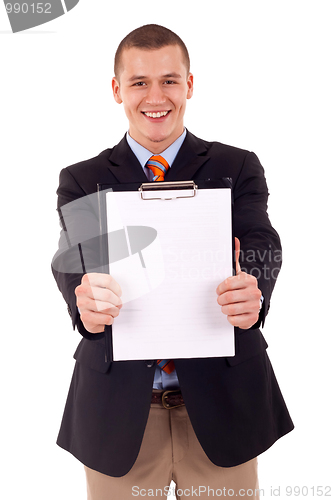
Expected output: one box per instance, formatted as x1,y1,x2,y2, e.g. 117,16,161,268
85,393,260,500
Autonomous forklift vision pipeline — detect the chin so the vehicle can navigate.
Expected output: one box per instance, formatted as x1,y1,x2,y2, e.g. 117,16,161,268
145,133,169,144
149,137,168,144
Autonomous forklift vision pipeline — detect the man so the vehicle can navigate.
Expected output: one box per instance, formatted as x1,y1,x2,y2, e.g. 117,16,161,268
52,24,294,500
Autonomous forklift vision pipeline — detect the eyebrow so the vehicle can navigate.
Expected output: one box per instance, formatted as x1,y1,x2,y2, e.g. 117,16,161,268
163,73,182,79
128,75,146,82
127,73,182,82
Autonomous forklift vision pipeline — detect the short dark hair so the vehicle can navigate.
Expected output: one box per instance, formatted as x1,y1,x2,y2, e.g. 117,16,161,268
114,24,190,79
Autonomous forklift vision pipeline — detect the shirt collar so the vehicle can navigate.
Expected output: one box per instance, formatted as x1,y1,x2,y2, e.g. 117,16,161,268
126,129,187,168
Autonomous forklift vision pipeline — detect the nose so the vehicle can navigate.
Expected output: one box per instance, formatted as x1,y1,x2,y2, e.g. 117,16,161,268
145,82,166,106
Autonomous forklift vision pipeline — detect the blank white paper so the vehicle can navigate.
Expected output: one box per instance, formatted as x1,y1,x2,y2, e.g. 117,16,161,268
106,188,234,360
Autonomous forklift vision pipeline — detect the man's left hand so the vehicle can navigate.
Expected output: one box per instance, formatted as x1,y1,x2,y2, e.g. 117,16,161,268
216,237,262,329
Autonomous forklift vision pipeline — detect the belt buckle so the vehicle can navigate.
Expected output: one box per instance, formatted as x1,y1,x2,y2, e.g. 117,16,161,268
161,389,184,410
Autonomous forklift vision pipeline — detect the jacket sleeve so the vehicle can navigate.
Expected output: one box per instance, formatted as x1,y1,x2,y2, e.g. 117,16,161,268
51,167,105,341
232,151,282,329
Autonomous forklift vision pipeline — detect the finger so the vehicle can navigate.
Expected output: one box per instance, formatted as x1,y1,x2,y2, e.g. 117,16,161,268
101,304,122,314
217,288,251,306
83,273,122,297
76,289,122,315
216,272,257,295
89,285,122,308
221,298,261,317
226,311,259,329
234,237,241,275
77,278,122,308
80,309,115,330
91,301,122,315
217,287,261,306
78,293,121,315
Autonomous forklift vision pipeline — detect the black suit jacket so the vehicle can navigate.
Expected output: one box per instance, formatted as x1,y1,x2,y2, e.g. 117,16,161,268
52,131,294,477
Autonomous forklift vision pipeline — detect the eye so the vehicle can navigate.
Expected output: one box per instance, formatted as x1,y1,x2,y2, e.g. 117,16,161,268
164,80,176,85
133,81,146,87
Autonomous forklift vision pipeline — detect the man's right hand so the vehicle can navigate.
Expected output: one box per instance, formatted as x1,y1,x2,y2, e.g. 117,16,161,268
75,273,123,334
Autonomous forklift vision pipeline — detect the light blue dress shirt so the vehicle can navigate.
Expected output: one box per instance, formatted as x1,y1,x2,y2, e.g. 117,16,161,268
126,129,187,389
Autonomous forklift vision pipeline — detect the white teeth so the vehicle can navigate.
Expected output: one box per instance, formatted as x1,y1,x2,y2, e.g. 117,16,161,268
144,111,169,118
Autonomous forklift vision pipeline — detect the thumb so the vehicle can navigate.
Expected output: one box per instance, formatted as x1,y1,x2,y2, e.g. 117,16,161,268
234,237,241,275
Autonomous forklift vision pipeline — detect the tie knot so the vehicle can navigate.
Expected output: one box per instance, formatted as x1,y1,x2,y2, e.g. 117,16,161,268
146,155,169,181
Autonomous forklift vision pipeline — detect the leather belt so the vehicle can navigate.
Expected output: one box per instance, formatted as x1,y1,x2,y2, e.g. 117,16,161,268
151,389,185,409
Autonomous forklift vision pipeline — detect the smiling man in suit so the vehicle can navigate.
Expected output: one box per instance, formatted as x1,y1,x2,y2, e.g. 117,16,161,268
52,24,294,500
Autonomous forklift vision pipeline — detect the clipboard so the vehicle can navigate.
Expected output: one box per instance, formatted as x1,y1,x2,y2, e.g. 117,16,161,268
97,178,235,363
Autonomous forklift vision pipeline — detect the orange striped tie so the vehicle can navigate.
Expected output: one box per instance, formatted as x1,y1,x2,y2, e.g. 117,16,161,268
146,155,175,373
146,155,169,181
156,359,175,374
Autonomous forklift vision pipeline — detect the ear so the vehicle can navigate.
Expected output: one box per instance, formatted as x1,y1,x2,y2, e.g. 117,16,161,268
112,77,123,104
186,73,194,99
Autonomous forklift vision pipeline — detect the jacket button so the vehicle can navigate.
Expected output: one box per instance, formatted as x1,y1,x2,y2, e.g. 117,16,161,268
145,360,155,368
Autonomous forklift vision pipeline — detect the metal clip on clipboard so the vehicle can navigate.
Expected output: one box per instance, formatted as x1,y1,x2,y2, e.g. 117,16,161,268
139,180,198,200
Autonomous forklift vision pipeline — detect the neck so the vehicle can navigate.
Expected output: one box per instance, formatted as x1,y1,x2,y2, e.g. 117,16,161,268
128,129,185,154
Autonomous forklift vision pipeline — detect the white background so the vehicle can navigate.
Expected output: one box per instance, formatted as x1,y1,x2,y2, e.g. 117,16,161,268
1,1,332,498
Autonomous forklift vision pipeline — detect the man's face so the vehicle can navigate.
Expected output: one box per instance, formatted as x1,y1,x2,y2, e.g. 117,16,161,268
112,45,193,153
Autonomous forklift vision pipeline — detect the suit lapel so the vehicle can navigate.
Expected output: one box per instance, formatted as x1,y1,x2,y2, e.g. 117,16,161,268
107,135,148,184
164,130,210,181
107,131,210,184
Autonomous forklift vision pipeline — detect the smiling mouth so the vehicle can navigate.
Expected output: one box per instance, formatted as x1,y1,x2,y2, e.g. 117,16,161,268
142,111,171,119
